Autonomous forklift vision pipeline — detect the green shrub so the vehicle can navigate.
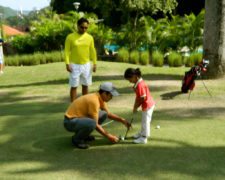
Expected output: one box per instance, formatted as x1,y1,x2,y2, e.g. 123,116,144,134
185,56,195,67
35,53,46,64
185,52,202,67
182,56,189,65
44,52,53,63
139,51,149,65
192,52,203,65
116,48,129,63
19,55,30,66
152,51,164,67
168,51,183,67
5,55,19,66
129,50,139,64
4,51,64,66
31,54,41,65
52,51,63,62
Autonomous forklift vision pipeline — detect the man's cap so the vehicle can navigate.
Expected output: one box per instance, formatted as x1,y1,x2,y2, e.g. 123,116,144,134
99,82,119,96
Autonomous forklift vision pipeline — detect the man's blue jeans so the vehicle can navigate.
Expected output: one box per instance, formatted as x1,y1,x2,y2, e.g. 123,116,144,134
64,110,107,143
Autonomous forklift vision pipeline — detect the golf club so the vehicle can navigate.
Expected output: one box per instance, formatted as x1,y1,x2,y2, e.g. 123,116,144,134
101,120,114,127
124,115,134,139
119,114,134,141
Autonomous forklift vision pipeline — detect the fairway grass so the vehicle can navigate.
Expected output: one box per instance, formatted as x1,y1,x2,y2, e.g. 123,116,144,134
1,61,225,180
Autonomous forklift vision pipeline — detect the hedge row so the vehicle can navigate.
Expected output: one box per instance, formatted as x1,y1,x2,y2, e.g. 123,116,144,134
114,49,203,67
5,51,64,66
4,49,203,67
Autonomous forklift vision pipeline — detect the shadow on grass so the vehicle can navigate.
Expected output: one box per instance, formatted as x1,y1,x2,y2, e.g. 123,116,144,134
160,91,183,100
1,94,225,179
93,74,183,82
0,73,182,89
4,136,225,179
0,91,48,103
0,78,67,88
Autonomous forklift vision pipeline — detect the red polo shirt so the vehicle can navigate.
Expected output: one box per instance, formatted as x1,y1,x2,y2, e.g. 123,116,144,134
134,78,155,111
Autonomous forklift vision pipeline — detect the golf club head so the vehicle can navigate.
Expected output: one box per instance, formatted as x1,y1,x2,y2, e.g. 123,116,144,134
118,135,125,142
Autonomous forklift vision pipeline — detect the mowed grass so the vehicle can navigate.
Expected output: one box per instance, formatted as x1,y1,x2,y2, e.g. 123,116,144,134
0,61,225,180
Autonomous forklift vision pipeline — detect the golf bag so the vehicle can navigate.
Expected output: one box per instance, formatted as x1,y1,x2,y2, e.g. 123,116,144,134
181,59,209,93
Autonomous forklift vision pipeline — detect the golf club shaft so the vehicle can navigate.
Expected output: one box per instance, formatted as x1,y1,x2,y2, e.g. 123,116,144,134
124,116,134,139
101,120,113,127
201,78,212,98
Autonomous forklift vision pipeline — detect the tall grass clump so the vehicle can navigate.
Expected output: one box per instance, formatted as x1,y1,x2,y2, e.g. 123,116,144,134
152,51,164,67
116,48,129,63
36,52,46,64
5,55,19,66
29,54,41,65
4,51,64,66
168,51,183,67
129,50,139,64
185,52,202,67
47,51,63,63
139,51,149,65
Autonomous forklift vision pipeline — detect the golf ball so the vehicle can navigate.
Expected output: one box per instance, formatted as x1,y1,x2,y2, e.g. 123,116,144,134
156,125,160,129
120,136,125,141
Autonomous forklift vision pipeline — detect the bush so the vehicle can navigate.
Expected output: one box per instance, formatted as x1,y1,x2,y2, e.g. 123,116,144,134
152,51,164,67
116,48,129,63
167,51,183,67
129,50,139,64
10,35,35,54
5,55,19,66
4,51,64,66
37,53,47,64
139,51,149,65
185,52,202,67
42,51,63,63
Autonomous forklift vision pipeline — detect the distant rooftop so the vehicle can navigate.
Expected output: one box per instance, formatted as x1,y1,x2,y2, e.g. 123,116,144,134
3,25,25,36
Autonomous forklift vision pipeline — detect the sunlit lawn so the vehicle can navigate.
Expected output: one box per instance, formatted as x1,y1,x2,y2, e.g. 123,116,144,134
0,61,225,180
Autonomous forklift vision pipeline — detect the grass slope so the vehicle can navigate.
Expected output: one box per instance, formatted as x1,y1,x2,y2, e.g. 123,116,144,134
0,61,225,180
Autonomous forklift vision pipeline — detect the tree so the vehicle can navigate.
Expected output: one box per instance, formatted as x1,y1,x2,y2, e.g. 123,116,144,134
203,0,225,78
50,0,177,27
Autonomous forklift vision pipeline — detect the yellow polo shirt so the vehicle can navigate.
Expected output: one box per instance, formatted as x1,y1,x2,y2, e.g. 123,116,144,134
65,93,109,122
64,32,97,65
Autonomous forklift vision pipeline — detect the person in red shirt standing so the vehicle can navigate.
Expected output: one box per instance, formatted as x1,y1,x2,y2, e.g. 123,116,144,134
124,68,155,144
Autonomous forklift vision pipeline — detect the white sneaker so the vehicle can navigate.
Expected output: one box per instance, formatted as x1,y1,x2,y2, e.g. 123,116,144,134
133,132,142,139
133,136,147,144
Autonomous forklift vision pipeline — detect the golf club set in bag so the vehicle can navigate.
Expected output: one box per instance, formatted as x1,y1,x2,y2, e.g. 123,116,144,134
181,59,211,97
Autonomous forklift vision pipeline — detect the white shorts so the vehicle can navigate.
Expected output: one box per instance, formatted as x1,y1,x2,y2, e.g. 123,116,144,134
0,47,4,64
69,62,92,87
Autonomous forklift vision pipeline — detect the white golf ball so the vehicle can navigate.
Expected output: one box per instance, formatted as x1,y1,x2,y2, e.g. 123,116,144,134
156,125,160,129
120,136,125,141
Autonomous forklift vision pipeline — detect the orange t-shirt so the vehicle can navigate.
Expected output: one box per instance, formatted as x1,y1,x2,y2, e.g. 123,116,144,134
65,93,109,122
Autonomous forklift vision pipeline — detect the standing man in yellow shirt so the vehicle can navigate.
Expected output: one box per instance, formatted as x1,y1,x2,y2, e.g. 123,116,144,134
64,82,131,149
64,17,97,102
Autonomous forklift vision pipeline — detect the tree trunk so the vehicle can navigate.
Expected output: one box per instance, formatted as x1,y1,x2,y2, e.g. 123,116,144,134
203,0,225,78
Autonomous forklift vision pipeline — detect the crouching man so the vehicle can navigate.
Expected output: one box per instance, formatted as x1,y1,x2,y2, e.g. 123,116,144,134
64,82,131,149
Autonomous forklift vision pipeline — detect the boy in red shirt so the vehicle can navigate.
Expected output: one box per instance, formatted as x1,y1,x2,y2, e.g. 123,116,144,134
124,68,155,144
